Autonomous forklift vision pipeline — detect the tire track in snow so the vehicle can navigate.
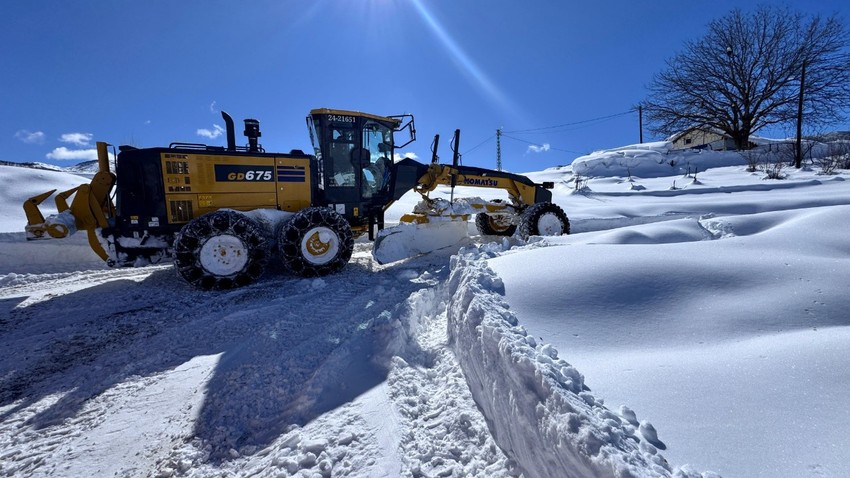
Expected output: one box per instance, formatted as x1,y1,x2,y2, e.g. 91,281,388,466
0,264,172,305
0,244,469,476
386,284,521,477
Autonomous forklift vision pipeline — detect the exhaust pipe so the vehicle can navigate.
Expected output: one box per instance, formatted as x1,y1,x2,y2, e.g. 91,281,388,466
221,111,236,151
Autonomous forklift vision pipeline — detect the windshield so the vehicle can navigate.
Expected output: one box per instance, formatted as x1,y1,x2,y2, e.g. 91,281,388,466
362,122,393,197
360,122,394,198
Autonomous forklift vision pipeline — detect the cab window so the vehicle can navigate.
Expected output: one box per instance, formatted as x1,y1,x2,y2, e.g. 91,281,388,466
360,122,393,197
328,126,356,187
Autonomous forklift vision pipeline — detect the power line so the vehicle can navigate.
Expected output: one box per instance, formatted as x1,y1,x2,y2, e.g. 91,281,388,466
503,110,634,134
459,109,637,161
461,133,496,155
500,134,584,155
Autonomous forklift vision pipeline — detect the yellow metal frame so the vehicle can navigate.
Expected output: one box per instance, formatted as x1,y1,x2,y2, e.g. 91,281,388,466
310,108,402,127
23,141,116,261
414,163,538,208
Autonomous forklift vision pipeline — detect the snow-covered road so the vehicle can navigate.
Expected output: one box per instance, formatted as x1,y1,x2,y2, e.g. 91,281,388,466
1,241,518,477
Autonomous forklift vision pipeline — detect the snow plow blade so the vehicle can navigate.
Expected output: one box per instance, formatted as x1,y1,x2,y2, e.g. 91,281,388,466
22,141,116,262
372,216,470,265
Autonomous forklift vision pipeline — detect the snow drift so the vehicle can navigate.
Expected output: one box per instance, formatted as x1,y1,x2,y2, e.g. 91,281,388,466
445,244,716,478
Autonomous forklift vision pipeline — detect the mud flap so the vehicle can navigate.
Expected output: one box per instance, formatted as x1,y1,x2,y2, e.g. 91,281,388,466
372,218,469,265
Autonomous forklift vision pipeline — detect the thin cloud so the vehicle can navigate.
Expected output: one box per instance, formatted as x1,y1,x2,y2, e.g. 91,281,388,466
60,132,93,147
46,147,99,161
197,124,224,139
209,101,217,113
527,143,550,154
15,129,45,144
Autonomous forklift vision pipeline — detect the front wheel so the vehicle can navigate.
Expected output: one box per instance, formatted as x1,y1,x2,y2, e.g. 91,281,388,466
277,207,353,277
518,202,570,239
475,212,517,236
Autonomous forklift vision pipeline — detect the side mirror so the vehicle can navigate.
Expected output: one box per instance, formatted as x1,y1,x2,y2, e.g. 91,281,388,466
390,114,416,149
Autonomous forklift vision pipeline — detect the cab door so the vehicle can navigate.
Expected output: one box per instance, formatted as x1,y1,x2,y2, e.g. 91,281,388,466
320,117,360,207
359,121,394,203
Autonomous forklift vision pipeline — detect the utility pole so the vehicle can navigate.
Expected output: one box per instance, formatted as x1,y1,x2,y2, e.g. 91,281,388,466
795,60,806,168
496,127,502,171
638,105,643,144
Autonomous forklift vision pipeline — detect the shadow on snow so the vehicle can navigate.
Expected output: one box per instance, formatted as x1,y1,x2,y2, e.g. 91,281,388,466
0,257,437,462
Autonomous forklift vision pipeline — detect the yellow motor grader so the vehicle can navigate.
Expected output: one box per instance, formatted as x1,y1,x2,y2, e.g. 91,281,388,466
24,108,569,289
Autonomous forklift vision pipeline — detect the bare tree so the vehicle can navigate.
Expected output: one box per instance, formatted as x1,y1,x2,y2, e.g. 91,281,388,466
739,147,767,172
644,6,850,151
818,140,850,173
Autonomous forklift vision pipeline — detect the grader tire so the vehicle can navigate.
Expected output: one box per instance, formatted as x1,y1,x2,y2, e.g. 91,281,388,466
277,207,353,277
475,213,517,236
174,210,271,290
518,202,570,239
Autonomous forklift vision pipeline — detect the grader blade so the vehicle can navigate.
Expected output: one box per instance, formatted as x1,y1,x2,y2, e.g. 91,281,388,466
372,216,470,265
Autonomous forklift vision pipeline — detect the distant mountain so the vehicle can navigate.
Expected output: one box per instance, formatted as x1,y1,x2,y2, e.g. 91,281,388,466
64,160,101,174
810,131,850,142
0,159,114,175
0,160,63,171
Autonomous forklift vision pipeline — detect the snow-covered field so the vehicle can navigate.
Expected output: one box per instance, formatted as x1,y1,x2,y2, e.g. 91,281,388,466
1,140,849,477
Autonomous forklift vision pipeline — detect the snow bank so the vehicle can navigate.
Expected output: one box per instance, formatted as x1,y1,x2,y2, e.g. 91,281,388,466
572,143,746,178
570,139,843,180
445,244,716,478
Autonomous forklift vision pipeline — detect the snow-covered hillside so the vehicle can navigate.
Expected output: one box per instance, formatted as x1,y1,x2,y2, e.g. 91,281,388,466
2,140,849,477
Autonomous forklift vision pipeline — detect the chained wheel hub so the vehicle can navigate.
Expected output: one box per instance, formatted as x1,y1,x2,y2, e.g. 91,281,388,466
199,234,249,276
301,227,339,265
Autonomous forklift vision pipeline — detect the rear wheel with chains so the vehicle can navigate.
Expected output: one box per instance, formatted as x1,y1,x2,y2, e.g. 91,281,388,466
518,202,570,239
173,210,271,290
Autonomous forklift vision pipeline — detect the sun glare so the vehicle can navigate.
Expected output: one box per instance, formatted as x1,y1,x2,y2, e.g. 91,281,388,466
408,0,522,120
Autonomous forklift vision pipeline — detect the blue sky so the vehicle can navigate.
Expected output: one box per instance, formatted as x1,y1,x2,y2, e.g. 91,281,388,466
3,0,850,173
